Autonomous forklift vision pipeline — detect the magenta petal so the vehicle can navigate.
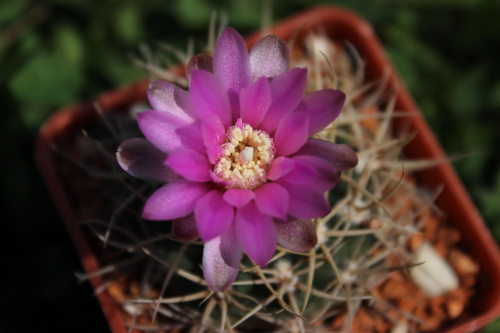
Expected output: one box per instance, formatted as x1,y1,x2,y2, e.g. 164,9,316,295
137,110,189,152
117,138,179,183
210,171,231,188
249,34,290,81
195,190,234,241
201,115,226,147
268,156,326,187
137,110,202,153
239,77,271,128
147,80,195,121
278,180,330,219
292,155,339,190
266,156,295,181
254,183,289,219
201,116,226,164
173,214,199,241
175,121,205,154
236,202,277,267
298,89,345,135
274,111,310,157
275,219,317,252
278,157,321,185
186,54,213,85
166,148,211,182
206,145,224,165
213,27,252,120
203,224,241,292
294,139,358,171
142,180,210,220
223,189,255,208
190,69,232,127
259,68,307,133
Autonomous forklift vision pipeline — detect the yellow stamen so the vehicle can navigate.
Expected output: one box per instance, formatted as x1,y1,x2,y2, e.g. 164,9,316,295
213,119,275,190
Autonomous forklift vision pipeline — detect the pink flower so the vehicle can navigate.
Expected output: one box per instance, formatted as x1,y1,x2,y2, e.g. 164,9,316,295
117,28,357,292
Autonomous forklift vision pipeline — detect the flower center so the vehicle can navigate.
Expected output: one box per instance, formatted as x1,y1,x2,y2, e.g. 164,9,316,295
214,119,274,190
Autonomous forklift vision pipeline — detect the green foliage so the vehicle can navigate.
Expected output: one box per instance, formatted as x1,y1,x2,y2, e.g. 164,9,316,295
10,52,83,127
447,68,487,117
174,0,214,27
483,317,500,333
53,24,84,65
490,81,500,108
226,0,264,28
0,0,28,27
479,171,500,239
10,54,81,105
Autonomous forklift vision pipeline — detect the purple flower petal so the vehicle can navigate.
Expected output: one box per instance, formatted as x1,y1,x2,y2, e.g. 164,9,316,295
266,156,295,181
239,77,271,128
292,155,339,190
203,224,241,292
147,80,195,121
201,115,226,148
175,121,206,154
195,190,234,241
210,171,231,187
254,183,289,219
116,138,179,183
275,219,317,252
277,157,321,185
223,189,255,208
190,69,232,127
142,180,210,221
268,157,327,188
249,34,290,81
236,202,277,267
172,214,199,241
259,68,307,133
137,110,203,153
294,139,358,171
166,148,211,182
273,111,310,157
206,145,224,165
297,89,345,135
278,180,330,219
201,116,226,164
186,54,213,85
213,27,252,120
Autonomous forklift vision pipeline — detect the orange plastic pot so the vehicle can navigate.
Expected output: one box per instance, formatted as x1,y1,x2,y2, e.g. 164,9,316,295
36,81,148,333
36,6,500,333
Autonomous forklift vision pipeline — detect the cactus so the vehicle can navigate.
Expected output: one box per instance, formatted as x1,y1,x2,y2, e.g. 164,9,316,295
57,20,475,333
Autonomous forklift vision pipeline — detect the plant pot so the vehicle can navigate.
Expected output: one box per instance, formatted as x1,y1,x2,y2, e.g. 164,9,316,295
36,81,148,333
36,6,500,333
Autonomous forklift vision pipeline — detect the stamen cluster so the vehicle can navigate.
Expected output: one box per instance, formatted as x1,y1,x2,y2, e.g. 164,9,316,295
214,120,274,190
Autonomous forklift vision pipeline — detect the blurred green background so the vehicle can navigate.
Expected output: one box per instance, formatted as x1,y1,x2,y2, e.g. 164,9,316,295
1,0,499,331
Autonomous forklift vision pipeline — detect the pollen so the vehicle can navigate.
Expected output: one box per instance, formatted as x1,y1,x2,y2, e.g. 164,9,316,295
214,118,275,190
